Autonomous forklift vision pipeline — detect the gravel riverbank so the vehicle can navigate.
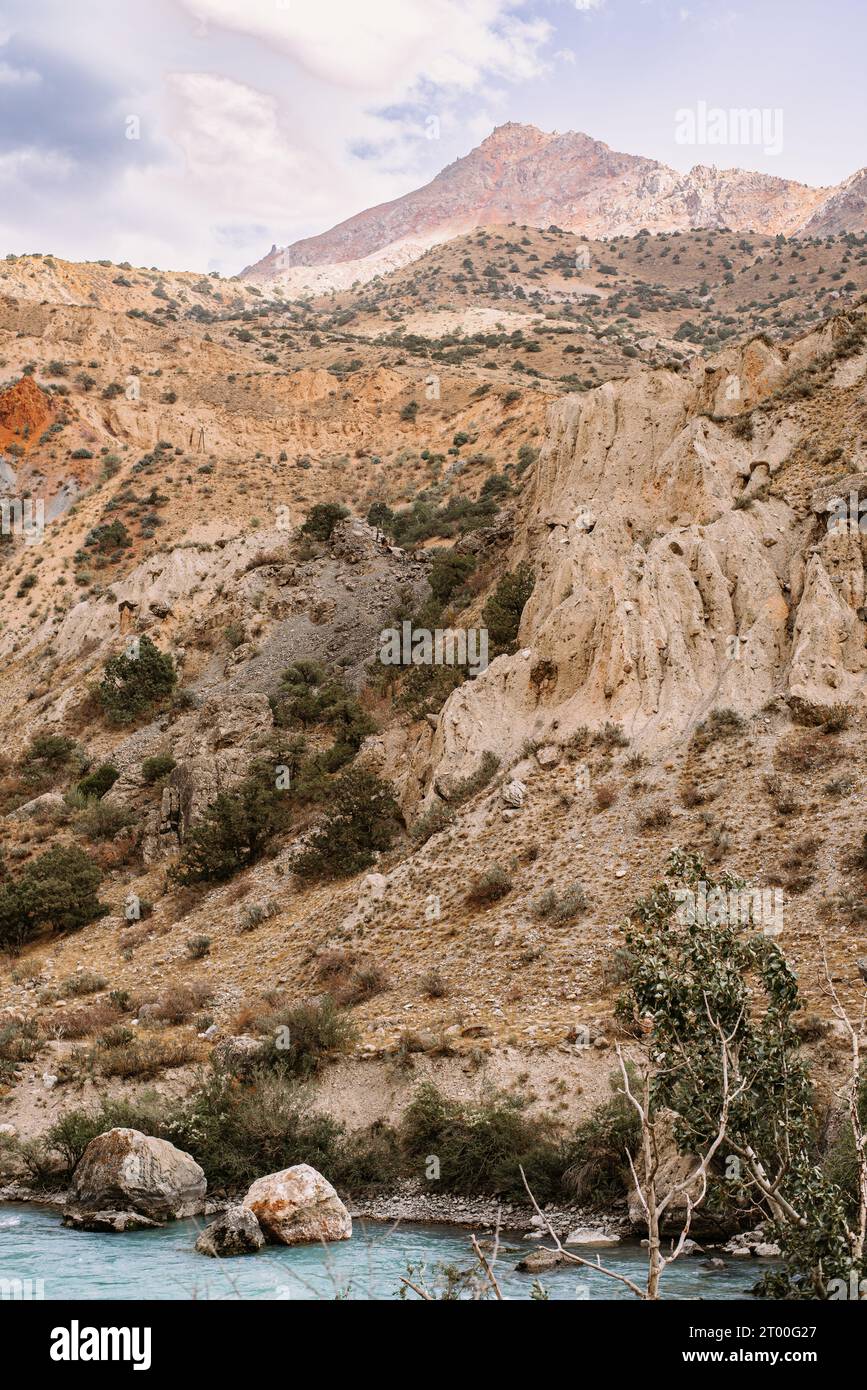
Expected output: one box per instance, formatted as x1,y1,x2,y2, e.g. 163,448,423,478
347,1182,630,1239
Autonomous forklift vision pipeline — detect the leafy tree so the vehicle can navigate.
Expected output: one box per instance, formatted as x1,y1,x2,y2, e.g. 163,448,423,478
19,734,78,785
367,501,394,533
300,502,348,541
428,551,475,606
272,661,345,728
482,562,535,654
271,662,374,765
619,848,864,1299
293,767,401,880
0,845,105,950
174,761,292,884
98,636,176,725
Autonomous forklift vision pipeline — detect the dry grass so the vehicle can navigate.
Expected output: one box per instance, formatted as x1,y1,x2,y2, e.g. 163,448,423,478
134,982,213,1026
38,1000,119,1039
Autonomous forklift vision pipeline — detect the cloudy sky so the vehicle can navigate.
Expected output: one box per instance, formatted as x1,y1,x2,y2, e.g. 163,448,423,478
0,0,864,274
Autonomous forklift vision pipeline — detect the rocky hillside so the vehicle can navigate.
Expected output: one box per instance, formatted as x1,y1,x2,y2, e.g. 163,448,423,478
0,246,864,1165
243,124,867,293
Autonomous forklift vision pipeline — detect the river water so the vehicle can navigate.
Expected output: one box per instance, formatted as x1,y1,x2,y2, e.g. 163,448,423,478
0,1204,766,1300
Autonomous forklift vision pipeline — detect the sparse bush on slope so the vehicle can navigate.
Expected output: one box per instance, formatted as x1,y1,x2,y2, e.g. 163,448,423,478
98,635,176,725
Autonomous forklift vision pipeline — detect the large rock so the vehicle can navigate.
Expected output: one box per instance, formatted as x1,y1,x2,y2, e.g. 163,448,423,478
242,1164,351,1246
516,1247,563,1273
195,1205,266,1258
212,1034,265,1077
8,791,66,821
63,1128,206,1231
501,778,526,808
63,1209,165,1234
564,1228,620,1248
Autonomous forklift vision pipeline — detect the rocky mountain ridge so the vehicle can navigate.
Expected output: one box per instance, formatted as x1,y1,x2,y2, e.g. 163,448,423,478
243,124,866,293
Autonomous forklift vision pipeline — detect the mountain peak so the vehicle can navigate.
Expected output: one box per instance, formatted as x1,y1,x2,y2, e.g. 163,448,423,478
478,121,548,146
243,126,866,286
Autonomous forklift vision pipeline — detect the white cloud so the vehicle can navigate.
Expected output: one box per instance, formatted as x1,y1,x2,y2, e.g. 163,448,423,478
0,59,41,86
179,0,551,96
164,73,317,213
0,147,72,181
0,0,559,271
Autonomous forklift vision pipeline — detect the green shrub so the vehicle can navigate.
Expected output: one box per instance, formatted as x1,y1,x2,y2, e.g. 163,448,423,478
85,519,131,555
168,1068,347,1191
96,1036,201,1079
516,443,539,473
98,635,176,725
292,767,401,880
0,844,105,951
31,1096,171,1178
255,996,358,1078
561,1086,641,1207
400,1083,566,1204
76,763,120,799
593,722,630,750
366,501,394,532
821,1071,867,1207
466,864,512,906
482,562,534,654
533,880,588,923
57,970,107,998
388,490,498,547
428,551,476,605
691,707,745,753
18,734,78,785
0,1017,41,1081
271,661,374,756
397,662,465,720
141,753,176,783
300,502,348,541
174,761,291,884
410,800,455,845
76,798,134,843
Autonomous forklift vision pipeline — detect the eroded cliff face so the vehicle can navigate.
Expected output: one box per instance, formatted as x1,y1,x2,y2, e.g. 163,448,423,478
418,319,867,798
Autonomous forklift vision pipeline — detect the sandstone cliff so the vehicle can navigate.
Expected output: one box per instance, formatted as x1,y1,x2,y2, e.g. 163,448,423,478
415,314,867,799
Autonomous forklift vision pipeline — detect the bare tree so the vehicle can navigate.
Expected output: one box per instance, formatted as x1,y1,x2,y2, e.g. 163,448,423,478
517,1009,747,1301
613,1008,748,1299
820,943,867,1272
